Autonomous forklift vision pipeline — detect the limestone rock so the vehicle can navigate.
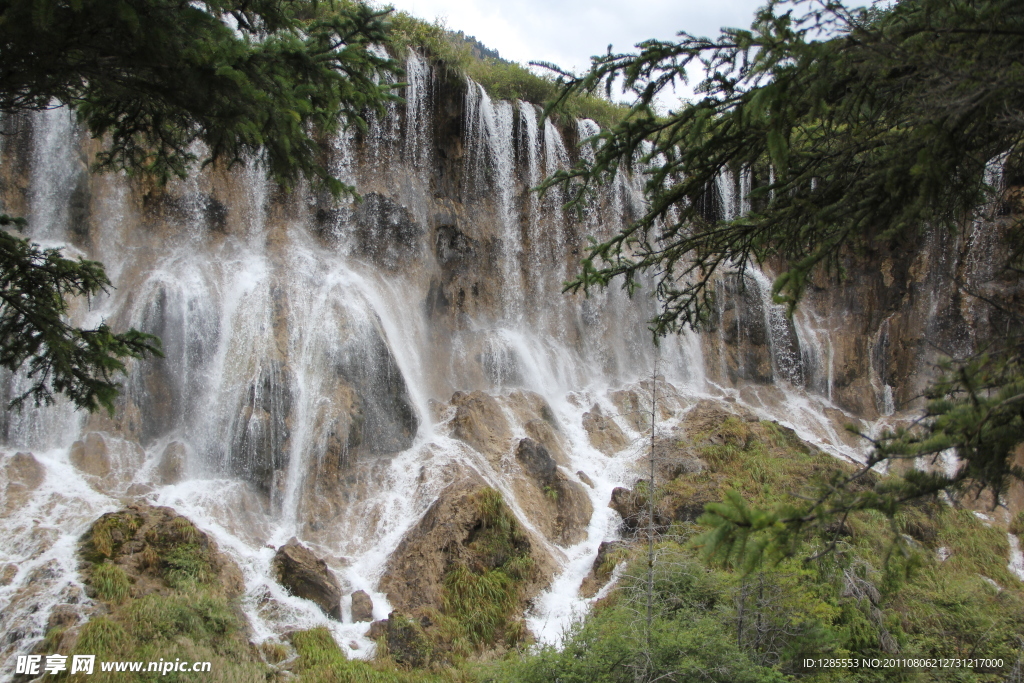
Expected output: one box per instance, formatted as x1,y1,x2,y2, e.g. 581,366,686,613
512,438,593,545
609,487,646,530
68,432,145,493
367,619,388,641
272,538,342,620
352,193,424,270
506,390,557,425
450,391,512,462
577,471,595,488
4,451,43,489
351,589,374,622
582,405,628,455
379,474,555,616
2,451,44,514
70,433,111,477
609,389,649,432
157,441,187,485
46,605,79,632
80,503,244,599
580,540,627,598
383,612,431,668
0,563,17,586
523,418,568,466
648,436,707,484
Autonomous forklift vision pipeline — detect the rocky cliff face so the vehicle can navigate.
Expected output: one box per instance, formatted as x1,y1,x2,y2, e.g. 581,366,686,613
0,52,1020,670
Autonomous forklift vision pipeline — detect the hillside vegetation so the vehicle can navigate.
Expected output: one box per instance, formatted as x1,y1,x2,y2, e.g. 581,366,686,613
382,11,629,128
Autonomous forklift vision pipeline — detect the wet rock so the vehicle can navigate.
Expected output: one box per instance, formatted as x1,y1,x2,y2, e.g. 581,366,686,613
0,563,17,586
80,502,244,599
516,437,557,481
582,405,628,455
512,439,593,545
227,363,292,496
580,540,627,598
125,483,153,497
4,451,43,489
450,391,512,462
2,451,44,514
70,432,111,477
68,433,145,494
524,419,568,466
272,538,342,620
609,487,645,529
367,619,388,641
609,389,649,432
577,471,595,488
351,589,374,622
352,193,424,269
383,612,431,668
157,441,187,485
46,605,79,631
379,474,555,616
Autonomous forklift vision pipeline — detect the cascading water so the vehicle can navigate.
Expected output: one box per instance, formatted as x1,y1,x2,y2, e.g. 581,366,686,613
0,50,1019,677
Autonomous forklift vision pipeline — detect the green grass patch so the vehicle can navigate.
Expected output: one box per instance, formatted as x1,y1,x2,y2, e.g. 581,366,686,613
82,511,140,562
89,562,131,603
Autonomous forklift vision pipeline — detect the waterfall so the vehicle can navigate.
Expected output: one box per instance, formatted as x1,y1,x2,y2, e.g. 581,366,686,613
3,55,1004,675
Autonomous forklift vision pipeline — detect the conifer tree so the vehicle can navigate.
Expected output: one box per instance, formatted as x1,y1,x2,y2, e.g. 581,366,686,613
546,0,1024,566
0,0,399,412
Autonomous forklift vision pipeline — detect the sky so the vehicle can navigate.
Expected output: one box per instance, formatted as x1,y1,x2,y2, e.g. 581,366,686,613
377,0,771,80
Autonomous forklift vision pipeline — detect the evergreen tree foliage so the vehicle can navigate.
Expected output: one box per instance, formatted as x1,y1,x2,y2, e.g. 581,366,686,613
1,0,398,192
0,0,399,411
546,0,1024,566
0,215,159,413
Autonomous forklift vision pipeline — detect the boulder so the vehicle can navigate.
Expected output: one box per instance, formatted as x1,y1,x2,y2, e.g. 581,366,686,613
513,438,593,545
450,391,512,462
70,433,111,477
609,389,649,432
351,589,374,622
580,540,627,598
157,441,187,485
523,418,568,466
272,538,342,620
582,405,628,455
383,612,431,668
379,474,555,616
649,436,706,484
80,503,245,599
2,452,44,515
609,487,645,529
68,432,145,493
